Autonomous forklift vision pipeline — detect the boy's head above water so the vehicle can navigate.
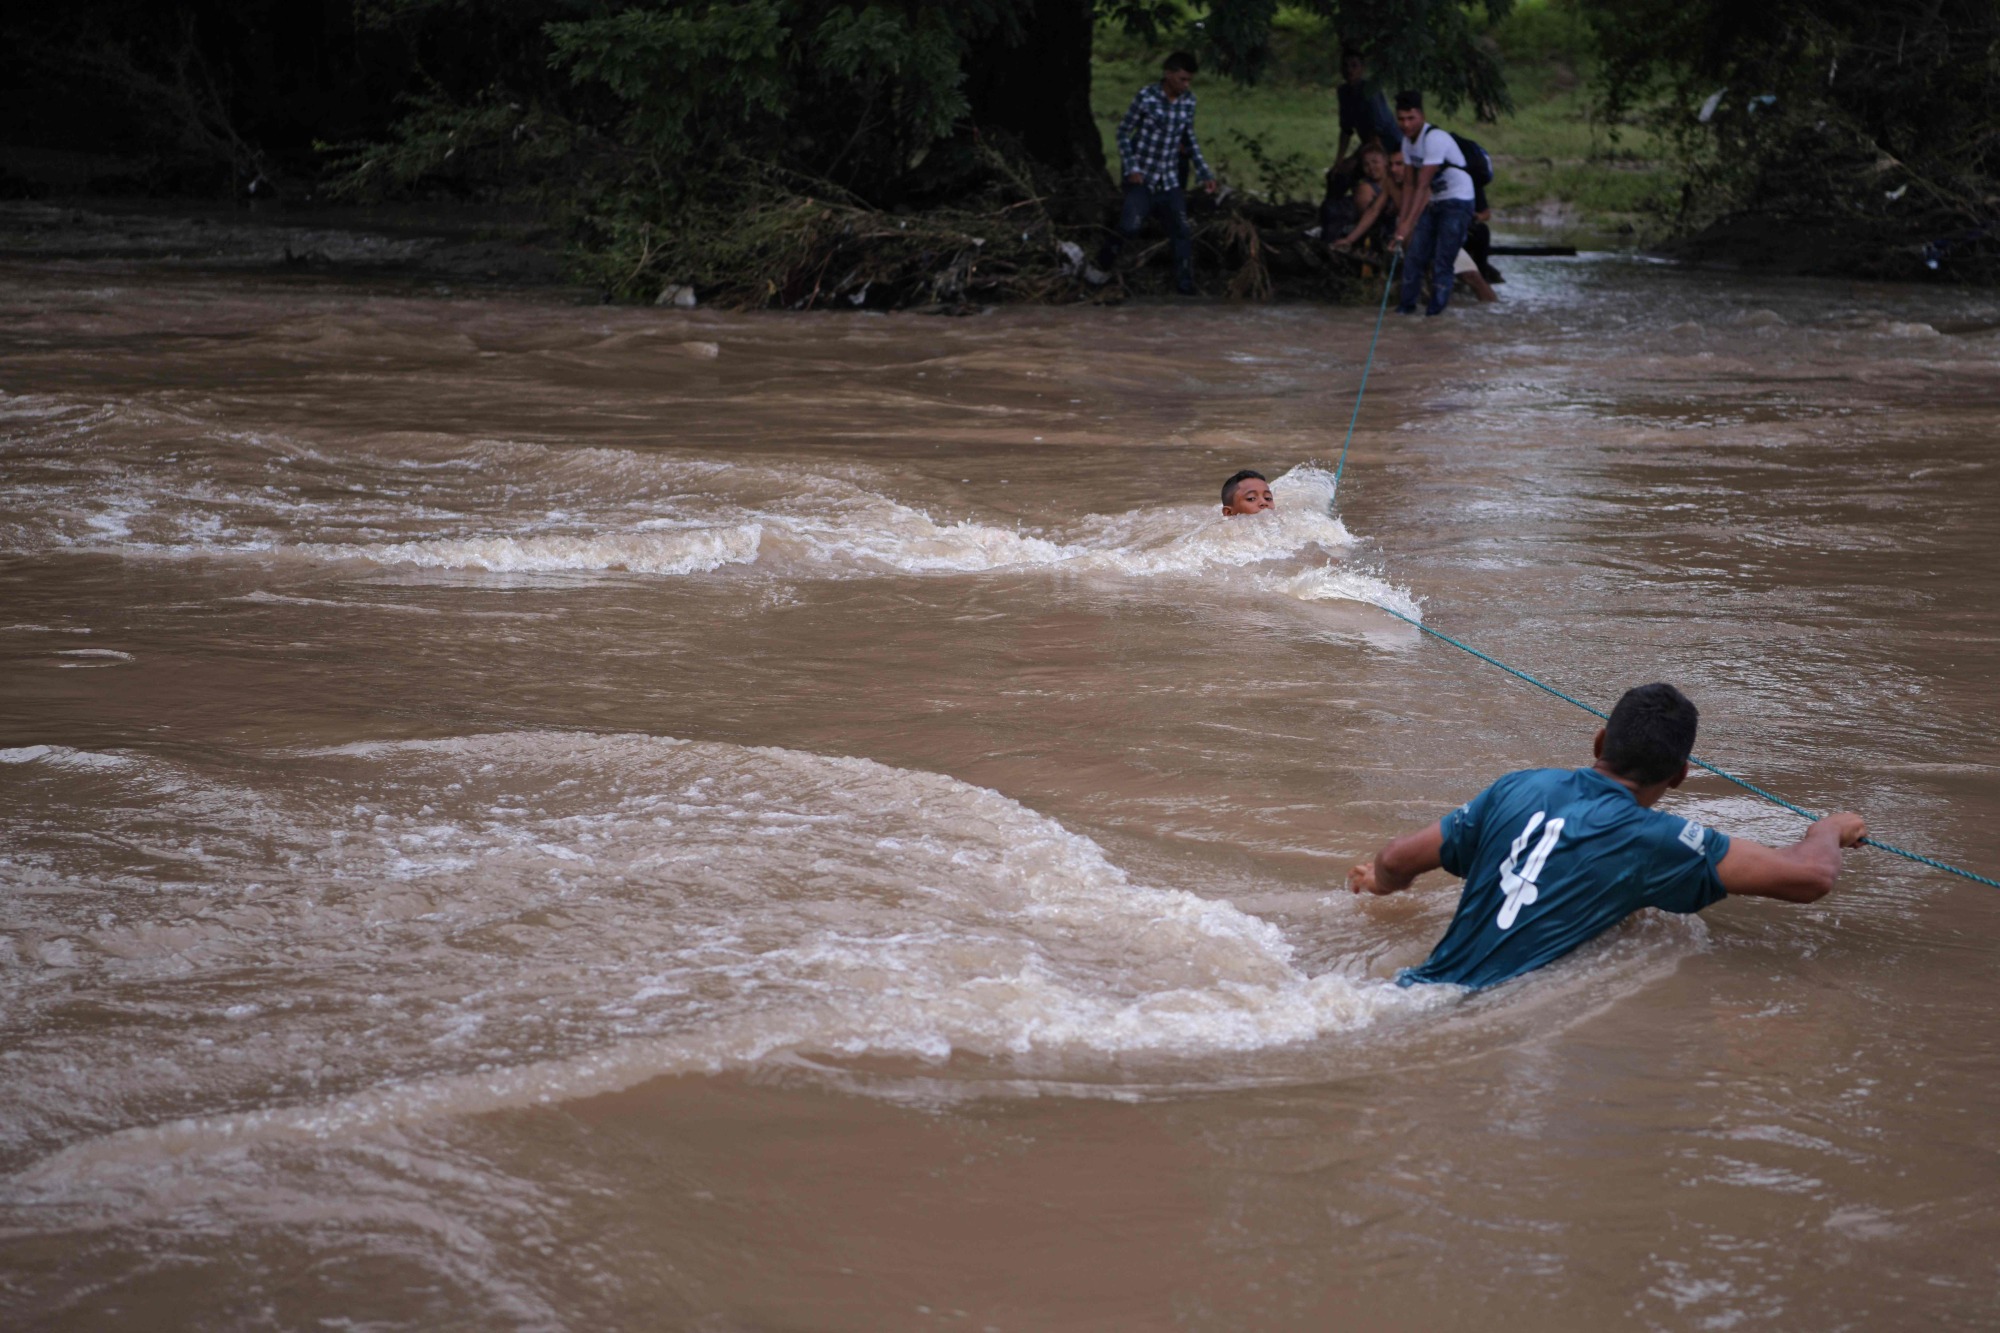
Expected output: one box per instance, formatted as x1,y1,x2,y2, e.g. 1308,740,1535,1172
1221,470,1274,516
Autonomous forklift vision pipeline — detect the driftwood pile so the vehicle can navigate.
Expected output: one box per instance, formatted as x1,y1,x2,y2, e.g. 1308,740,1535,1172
654,191,1372,312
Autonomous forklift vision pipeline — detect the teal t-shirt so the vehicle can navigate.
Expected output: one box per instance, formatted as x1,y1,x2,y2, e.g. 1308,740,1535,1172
1399,767,1730,990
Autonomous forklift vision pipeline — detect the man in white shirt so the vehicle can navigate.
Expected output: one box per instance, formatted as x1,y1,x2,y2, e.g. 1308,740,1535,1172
1388,90,1477,316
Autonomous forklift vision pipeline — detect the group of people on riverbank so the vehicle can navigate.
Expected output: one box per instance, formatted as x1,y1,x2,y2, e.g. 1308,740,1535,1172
1322,54,1501,313
1096,49,1500,313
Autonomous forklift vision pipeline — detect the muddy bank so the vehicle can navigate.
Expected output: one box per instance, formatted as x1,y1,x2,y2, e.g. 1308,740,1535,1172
1661,210,1998,283
0,199,576,294
0,196,1376,309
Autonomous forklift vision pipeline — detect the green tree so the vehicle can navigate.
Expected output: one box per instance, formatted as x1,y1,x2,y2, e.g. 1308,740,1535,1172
329,0,1523,301
1583,0,2000,275
1198,0,1514,118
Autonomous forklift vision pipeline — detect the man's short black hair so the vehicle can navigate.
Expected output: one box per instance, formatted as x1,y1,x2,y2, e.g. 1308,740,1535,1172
1602,683,1699,785
1394,89,1424,112
1342,48,1365,63
1164,51,1199,75
1221,469,1267,505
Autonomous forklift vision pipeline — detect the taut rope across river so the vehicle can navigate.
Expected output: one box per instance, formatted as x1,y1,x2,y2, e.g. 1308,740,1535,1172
1331,256,2000,890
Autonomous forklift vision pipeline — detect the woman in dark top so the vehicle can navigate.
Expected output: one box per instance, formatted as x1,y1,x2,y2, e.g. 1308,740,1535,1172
1330,145,1402,254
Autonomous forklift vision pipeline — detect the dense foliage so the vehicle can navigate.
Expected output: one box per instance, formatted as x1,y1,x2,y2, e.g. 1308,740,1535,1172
1583,0,2000,275
1199,0,1512,117
5,0,1993,289
315,0,1519,301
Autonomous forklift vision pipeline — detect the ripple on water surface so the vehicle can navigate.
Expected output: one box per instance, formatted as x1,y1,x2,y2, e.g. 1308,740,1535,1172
0,726,1732,1192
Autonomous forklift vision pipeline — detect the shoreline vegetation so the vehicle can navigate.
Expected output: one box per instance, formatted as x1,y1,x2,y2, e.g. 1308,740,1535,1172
4,1,1992,306
1091,3,1673,244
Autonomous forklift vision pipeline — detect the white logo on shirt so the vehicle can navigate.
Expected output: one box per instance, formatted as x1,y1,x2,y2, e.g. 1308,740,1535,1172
1677,819,1707,853
1496,811,1566,930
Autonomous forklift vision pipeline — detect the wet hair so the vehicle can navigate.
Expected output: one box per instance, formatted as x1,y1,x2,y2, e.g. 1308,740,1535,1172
1164,51,1199,75
1602,683,1699,785
1221,469,1268,506
1394,89,1424,112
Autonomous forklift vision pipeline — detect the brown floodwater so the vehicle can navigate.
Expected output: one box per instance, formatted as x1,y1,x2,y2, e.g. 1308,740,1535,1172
2,248,1998,1331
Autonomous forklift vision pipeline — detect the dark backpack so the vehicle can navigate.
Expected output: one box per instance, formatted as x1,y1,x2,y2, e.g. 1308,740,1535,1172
1442,130,1494,188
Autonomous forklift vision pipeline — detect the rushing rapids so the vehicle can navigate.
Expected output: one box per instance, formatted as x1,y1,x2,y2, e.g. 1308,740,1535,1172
2,251,1998,1329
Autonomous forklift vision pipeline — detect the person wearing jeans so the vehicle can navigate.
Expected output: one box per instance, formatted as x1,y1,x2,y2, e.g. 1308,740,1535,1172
1105,181,1194,290
1388,89,1479,316
1405,195,1475,315
1093,51,1217,295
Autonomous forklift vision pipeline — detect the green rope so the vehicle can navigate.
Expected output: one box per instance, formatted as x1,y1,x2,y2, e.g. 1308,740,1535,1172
1320,243,1992,880
1332,251,1399,497
1367,603,2000,889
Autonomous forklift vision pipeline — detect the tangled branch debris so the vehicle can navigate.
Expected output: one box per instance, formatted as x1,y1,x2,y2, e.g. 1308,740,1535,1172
593,187,1366,312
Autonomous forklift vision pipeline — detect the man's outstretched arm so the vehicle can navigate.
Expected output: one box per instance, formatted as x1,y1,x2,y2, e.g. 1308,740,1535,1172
1716,812,1867,902
1347,821,1445,896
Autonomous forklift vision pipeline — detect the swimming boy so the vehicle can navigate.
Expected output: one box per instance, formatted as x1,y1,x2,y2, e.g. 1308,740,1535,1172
1221,470,1274,516
1349,682,1868,988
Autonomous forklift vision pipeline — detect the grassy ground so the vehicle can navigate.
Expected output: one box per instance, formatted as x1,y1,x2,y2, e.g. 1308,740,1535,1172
1090,1,1675,238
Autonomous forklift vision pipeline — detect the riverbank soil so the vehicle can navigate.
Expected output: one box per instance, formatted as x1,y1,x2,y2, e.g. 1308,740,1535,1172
1659,212,1937,280
0,196,1371,308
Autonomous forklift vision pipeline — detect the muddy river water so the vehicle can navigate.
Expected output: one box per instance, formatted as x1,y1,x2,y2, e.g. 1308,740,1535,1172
2,250,1997,1329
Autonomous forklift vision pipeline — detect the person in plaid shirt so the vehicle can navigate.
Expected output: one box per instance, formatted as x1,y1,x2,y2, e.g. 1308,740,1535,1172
1090,51,1218,295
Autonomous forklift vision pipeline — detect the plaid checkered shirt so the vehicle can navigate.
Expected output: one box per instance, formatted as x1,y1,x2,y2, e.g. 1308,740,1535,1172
1115,83,1213,189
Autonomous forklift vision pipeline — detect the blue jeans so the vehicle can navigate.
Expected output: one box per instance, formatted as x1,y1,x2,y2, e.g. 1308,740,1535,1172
1400,198,1474,315
1098,182,1194,284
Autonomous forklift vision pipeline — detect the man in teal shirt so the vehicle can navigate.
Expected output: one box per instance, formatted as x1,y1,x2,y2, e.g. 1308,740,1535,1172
1348,683,1869,989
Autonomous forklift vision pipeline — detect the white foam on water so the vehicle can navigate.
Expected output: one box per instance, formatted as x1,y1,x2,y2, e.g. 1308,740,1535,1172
237,589,440,615
22,969,1424,1185
0,418,1412,613
0,743,133,769
323,465,1354,582
1282,566,1424,619
332,522,767,576
0,728,1720,1197
0,391,105,423
2,731,1454,1182
312,462,1416,610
